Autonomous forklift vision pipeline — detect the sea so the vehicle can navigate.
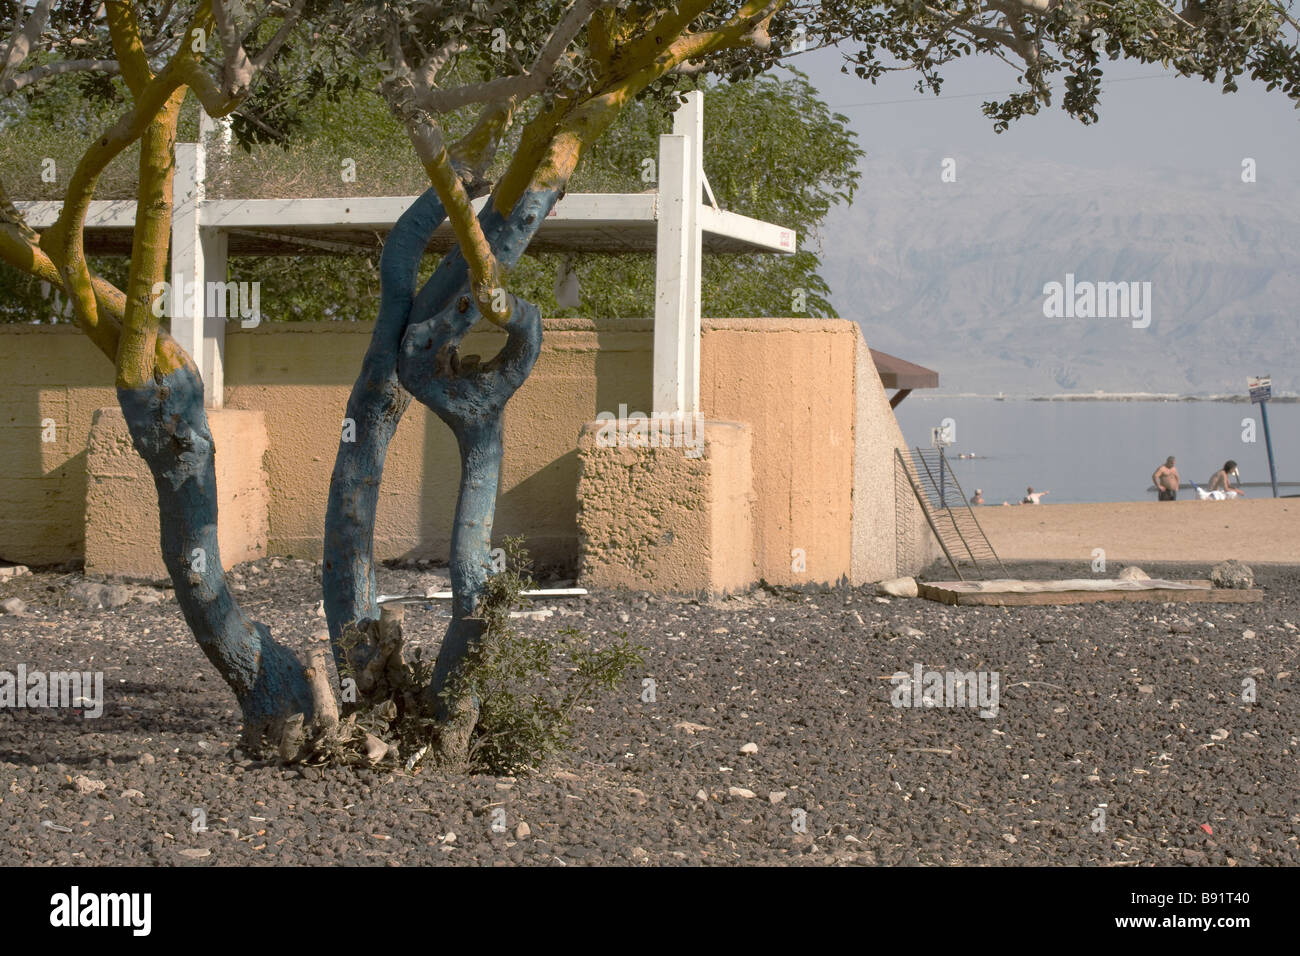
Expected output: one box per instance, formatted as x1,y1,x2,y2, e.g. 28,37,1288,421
893,397,1299,505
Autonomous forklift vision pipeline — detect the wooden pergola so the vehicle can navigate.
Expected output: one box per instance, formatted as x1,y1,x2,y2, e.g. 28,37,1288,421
19,93,796,413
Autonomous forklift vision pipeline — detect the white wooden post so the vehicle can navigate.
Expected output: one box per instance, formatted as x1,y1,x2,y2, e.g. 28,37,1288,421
201,226,228,409
653,93,705,418
653,132,691,417
672,91,703,419
170,141,209,403
172,115,232,409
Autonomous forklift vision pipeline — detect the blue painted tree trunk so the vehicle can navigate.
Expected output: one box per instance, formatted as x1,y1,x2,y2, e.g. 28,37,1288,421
322,189,447,676
102,177,563,759
118,361,316,743
398,295,542,709
323,183,559,743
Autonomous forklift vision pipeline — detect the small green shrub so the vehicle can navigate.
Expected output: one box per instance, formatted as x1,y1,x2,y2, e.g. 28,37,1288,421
443,538,645,775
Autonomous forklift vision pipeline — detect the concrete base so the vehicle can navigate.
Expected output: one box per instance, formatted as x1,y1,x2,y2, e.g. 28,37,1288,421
85,407,270,579
576,419,755,594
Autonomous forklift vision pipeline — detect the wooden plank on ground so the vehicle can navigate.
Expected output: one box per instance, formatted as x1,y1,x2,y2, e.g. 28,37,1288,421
918,579,1264,606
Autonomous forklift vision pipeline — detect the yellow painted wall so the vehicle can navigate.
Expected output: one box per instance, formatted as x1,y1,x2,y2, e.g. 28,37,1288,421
0,326,116,565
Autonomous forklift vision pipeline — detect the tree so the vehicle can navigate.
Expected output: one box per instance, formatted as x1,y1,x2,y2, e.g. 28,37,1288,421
0,68,862,324
3,0,1299,768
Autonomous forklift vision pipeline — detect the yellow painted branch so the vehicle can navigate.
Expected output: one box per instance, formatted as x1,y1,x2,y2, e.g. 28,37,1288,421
106,0,154,95
39,2,216,368
449,99,515,179
588,9,615,73
493,94,574,215
499,0,787,215
0,223,118,361
421,138,508,326
1,218,188,375
116,87,186,388
38,66,185,346
612,0,714,75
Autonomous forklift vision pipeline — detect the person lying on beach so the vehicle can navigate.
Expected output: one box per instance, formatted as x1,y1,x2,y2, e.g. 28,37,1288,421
1021,487,1048,504
1208,460,1245,498
1152,456,1180,501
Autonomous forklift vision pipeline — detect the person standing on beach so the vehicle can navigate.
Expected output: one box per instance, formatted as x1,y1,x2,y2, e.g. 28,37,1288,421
1153,456,1180,501
1209,460,1246,497
1022,487,1049,504
971,489,985,505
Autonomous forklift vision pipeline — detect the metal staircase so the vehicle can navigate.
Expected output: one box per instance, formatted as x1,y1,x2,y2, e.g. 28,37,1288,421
895,446,1006,580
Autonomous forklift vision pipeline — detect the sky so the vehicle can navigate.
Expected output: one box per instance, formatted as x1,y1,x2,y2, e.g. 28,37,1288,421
787,42,1300,176
764,38,1300,397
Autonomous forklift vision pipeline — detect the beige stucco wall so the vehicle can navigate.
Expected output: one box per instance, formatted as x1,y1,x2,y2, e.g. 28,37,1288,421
0,326,116,565
85,407,270,578
576,419,755,593
851,334,942,584
0,319,914,585
699,319,858,585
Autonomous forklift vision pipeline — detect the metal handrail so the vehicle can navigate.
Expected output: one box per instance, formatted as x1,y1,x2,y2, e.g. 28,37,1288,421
895,447,964,580
913,447,985,576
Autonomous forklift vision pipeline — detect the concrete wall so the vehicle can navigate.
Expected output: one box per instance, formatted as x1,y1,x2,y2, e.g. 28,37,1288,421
0,325,116,565
85,407,270,578
576,419,755,593
0,319,929,584
852,332,941,584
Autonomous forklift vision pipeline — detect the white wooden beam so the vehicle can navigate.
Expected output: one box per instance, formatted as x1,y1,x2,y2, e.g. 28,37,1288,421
198,193,660,229
17,194,794,254
199,196,443,229
18,200,138,229
698,205,796,254
200,227,228,408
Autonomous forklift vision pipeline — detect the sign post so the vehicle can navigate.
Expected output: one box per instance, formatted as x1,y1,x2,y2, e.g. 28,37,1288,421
931,424,952,509
1248,375,1279,498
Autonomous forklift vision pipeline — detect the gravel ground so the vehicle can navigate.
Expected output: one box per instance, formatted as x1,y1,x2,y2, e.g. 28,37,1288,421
1,558,1296,866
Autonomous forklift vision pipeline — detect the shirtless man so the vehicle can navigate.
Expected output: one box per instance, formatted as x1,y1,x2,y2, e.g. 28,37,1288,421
1022,486,1048,505
1209,460,1246,497
1152,456,1180,501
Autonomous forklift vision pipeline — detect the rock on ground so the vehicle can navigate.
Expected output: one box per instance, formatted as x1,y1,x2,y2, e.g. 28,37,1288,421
1211,560,1255,589
876,577,919,598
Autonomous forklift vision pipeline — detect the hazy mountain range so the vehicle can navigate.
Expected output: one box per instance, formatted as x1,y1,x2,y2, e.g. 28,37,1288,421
818,153,1300,396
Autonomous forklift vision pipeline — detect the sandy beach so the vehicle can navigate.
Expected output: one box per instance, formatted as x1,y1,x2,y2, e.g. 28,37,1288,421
972,498,1299,566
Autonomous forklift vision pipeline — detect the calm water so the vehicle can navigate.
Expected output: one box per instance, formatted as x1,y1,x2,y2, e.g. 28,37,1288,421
894,398,1299,504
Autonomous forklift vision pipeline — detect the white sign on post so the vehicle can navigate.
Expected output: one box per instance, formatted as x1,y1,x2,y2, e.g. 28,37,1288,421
1248,375,1271,403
